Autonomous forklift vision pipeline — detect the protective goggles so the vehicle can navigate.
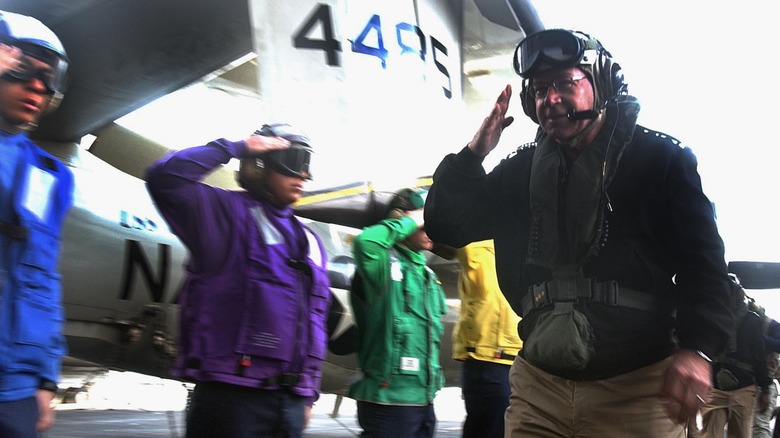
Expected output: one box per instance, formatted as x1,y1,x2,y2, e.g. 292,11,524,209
2,51,68,94
265,142,313,180
513,29,597,78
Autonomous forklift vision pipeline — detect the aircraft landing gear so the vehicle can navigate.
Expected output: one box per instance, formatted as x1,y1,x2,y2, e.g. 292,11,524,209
330,394,344,418
61,386,90,404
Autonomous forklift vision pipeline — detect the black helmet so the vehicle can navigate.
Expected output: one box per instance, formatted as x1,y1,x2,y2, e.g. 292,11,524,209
238,123,313,188
251,123,313,179
514,29,626,124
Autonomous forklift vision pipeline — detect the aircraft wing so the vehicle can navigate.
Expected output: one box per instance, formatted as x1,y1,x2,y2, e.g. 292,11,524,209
728,261,780,290
293,177,433,231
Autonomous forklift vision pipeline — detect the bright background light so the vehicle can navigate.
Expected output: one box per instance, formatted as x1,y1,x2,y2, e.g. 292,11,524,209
116,0,780,318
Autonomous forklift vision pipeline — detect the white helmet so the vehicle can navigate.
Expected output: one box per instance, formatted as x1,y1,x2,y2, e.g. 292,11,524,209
0,11,69,129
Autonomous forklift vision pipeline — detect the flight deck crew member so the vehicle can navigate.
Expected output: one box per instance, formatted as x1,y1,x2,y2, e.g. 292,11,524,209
424,28,733,437
699,276,771,438
750,297,780,438
349,188,447,438
146,123,330,438
449,239,521,438
0,11,73,438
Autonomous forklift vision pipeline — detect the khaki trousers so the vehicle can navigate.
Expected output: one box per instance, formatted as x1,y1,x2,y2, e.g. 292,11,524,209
752,381,777,438
505,357,686,438
699,384,758,438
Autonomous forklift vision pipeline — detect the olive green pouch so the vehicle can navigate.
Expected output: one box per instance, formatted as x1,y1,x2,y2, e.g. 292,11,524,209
523,302,595,372
716,368,740,390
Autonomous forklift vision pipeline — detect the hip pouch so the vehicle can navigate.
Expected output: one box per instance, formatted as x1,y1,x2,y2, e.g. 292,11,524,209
716,368,740,391
523,302,595,372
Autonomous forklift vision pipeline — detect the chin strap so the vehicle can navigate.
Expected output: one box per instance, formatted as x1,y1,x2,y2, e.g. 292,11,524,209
0,117,36,134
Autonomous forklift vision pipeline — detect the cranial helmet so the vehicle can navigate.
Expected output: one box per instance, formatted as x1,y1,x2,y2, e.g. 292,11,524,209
386,188,426,218
0,11,69,101
238,123,313,189
728,273,746,302
513,29,627,124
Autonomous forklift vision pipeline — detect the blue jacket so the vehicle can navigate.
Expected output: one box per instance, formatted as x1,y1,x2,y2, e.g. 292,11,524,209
0,132,73,402
145,139,331,405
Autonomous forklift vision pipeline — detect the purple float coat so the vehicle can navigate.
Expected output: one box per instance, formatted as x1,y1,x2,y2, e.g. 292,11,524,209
145,138,330,405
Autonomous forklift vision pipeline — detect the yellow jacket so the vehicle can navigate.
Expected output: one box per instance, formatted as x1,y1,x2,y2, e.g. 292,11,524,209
453,240,522,365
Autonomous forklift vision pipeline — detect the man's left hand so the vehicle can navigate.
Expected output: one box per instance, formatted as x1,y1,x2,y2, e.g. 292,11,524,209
35,389,56,432
304,404,312,430
759,391,771,413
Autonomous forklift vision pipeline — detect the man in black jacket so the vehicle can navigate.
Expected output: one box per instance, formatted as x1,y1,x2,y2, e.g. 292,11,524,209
698,276,770,437
424,28,733,437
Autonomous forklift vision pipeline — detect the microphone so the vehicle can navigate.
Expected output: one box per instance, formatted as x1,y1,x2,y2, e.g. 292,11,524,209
567,109,598,121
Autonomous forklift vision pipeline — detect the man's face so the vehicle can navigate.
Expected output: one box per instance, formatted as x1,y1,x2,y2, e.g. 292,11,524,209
262,167,310,206
0,51,53,126
532,67,596,143
404,228,434,252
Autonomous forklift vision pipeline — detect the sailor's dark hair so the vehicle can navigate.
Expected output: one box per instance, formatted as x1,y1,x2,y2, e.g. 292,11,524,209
386,188,425,217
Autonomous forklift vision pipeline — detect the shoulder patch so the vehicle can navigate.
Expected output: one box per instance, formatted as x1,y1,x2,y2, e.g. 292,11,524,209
506,141,536,159
639,128,684,148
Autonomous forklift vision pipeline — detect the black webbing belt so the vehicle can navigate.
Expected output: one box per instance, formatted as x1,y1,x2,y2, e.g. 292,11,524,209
716,357,754,373
263,372,302,387
465,347,516,361
520,278,670,318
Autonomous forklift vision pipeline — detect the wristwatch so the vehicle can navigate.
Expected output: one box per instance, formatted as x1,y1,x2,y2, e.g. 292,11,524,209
694,350,713,363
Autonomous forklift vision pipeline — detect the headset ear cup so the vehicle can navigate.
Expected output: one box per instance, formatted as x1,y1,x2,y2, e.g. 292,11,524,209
520,82,539,124
238,157,265,189
597,50,625,102
610,62,626,96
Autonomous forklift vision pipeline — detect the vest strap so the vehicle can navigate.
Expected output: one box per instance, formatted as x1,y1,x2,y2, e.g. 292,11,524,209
0,221,29,239
716,357,754,373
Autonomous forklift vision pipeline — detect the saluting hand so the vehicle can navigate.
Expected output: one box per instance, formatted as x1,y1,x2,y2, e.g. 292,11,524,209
0,44,21,76
468,84,515,158
244,134,291,156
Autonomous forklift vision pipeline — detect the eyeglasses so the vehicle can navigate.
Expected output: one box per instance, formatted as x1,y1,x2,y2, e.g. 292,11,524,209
530,76,587,99
1,53,67,94
513,29,599,79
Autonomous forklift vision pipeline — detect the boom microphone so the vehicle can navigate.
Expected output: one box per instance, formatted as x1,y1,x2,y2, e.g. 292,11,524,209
567,109,598,121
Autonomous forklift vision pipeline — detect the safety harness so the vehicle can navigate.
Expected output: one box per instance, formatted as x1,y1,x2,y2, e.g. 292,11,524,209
520,275,673,318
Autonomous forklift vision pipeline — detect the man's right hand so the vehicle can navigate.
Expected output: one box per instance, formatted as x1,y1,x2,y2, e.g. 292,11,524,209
468,84,515,158
244,134,291,156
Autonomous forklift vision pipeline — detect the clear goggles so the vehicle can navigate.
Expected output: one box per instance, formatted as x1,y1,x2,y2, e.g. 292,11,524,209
265,142,313,180
513,29,596,78
2,51,68,94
